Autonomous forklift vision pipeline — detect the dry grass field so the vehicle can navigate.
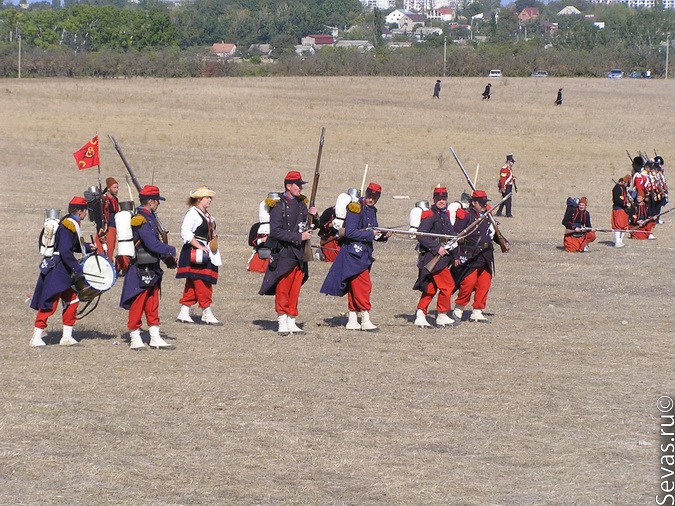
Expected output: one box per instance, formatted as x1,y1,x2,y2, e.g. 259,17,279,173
0,76,674,504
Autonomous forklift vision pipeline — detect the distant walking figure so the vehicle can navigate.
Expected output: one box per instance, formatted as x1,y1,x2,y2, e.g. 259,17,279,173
555,88,563,106
433,80,441,99
482,83,492,101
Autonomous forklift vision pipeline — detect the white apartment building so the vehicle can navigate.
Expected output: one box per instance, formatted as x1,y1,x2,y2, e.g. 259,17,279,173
359,0,396,9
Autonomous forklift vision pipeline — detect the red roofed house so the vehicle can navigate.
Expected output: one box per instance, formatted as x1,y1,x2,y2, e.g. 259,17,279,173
211,42,237,58
518,7,540,23
427,7,456,22
301,34,335,46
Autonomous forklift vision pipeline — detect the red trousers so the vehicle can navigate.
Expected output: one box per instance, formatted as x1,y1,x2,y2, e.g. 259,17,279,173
275,266,304,316
417,268,455,314
247,252,269,273
563,231,597,252
321,241,340,262
347,269,372,312
127,285,160,330
455,267,492,310
630,221,655,240
180,279,212,308
34,288,78,329
611,209,629,230
94,227,117,260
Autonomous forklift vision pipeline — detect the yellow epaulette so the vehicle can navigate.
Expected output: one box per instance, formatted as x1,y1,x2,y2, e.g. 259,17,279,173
265,197,278,208
347,202,361,214
61,218,77,234
130,214,147,227
299,194,309,205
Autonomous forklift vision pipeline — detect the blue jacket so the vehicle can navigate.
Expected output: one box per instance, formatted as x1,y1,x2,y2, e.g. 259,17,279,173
320,199,382,297
31,216,87,311
120,207,176,309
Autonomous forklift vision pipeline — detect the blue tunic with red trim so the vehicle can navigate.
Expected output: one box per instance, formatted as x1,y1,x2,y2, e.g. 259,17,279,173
320,199,380,297
120,207,176,309
31,216,86,311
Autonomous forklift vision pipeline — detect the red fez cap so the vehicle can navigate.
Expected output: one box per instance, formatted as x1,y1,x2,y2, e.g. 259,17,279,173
106,177,118,188
69,196,88,208
139,185,166,201
284,171,307,185
366,182,382,196
433,186,448,197
471,190,490,202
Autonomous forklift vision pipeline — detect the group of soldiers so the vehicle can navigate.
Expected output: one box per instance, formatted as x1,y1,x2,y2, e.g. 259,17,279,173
30,180,222,349
248,158,516,334
563,153,669,252
29,147,669,347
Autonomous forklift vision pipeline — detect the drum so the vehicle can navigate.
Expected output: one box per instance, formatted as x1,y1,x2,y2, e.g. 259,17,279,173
76,254,117,301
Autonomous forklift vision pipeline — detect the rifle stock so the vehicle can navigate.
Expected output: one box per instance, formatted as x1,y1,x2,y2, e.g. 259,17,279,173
303,127,326,262
450,147,509,253
109,135,170,246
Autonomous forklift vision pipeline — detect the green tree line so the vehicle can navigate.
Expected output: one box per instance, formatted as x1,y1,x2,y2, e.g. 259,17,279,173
0,0,672,77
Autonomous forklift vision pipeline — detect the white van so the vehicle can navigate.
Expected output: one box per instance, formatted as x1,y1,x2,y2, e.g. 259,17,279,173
488,69,502,78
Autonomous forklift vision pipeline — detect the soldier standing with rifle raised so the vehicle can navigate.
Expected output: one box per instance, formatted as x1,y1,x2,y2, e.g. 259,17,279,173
258,170,318,335
320,183,392,331
413,186,458,328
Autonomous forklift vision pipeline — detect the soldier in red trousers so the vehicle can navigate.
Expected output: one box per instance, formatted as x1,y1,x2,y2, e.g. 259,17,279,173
413,186,457,328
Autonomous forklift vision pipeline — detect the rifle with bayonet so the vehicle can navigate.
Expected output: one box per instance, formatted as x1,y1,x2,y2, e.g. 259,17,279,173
423,192,511,272
450,147,510,253
108,135,176,268
302,127,326,262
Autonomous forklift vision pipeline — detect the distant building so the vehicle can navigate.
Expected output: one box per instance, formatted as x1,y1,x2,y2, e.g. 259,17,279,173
210,42,237,58
427,7,457,21
359,0,396,9
557,5,581,15
399,12,426,32
385,9,412,26
518,7,540,23
589,0,673,7
334,40,375,51
301,34,334,46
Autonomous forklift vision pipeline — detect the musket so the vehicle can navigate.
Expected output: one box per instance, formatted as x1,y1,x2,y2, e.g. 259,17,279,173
565,226,650,235
424,192,511,272
450,147,509,253
303,127,326,262
109,135,170,246
626,149,633,163
369,227,457,240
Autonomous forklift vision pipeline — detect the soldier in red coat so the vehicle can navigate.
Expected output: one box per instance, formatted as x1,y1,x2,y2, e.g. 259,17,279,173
413,186,458,328
495,154,516,217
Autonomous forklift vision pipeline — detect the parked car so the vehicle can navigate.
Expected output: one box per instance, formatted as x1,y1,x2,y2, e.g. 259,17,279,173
488,69,502,78
629,70,652,78
531,70,548,78
607,69,624,79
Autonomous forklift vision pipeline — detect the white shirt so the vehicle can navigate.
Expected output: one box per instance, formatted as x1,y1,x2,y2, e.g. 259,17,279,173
181,207,211,244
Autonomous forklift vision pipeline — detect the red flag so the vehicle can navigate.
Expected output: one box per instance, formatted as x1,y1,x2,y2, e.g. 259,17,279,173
73,136,100,170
